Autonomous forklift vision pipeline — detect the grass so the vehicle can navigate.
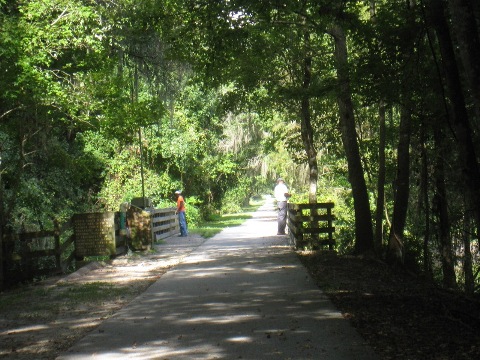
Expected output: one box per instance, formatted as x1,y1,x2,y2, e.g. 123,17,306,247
190,199,264,238
61,282,131,302
0,281,136,319
0,288,26,308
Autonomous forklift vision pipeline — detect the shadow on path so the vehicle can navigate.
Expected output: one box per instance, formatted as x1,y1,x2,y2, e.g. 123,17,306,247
57,198,378,360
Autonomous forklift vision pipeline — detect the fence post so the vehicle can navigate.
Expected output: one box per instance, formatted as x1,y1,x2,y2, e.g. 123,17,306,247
327,206,334,250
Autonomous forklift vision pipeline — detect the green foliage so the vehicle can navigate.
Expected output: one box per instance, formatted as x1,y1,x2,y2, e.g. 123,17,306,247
183,196,201,228
220,177,253,214
192,212,254,239
62,282,129,303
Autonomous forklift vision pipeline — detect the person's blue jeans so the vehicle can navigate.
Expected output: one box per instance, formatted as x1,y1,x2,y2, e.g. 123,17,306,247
178,211,188,236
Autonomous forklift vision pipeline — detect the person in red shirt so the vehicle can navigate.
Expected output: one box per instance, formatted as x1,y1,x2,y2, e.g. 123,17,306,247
175,190,188,237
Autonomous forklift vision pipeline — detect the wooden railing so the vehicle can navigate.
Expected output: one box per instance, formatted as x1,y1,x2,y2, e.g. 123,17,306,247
287,202,335,250
150,207,179,241
2,221,75,286
1,206,180,287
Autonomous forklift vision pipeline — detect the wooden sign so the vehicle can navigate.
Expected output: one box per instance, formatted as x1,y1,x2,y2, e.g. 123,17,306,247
72,212,116,258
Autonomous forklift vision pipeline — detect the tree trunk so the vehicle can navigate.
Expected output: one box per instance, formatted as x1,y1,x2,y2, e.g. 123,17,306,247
387,102,411,264
463,210,474,295
331,24,374,254
374,102,386,253
0,171,4,290
370,0,384,254
433,123,456,288
428,0,480,253
0,128,29,289
473,0,480,32
384,1,417,265
419,122,432,278
301,31,318,204
447,0,480,122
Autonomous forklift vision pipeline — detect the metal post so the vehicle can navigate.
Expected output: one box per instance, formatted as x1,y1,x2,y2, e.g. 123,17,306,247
138,127,146,206
133,65,146,208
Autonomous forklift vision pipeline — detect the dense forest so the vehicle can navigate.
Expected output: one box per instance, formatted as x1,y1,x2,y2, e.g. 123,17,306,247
1,0,479,294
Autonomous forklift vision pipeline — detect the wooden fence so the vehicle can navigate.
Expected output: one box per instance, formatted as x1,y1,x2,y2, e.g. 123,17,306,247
2,221,75,286
287,202,335,250
1,207,180,287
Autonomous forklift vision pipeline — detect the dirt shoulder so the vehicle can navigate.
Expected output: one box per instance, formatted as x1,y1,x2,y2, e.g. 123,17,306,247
2,238,480,360
298,250,480,360
0,234,206,360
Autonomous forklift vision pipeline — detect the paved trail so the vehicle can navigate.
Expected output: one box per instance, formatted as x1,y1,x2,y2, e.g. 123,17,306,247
57,198,378,359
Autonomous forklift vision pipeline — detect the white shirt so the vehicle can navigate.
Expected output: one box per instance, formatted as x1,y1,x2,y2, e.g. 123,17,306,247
274,183,289,202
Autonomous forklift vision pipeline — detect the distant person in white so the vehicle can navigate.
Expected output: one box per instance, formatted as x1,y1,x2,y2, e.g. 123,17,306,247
274,178,290,235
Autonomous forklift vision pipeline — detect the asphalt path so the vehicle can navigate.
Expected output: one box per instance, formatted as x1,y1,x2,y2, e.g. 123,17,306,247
57,197,378,359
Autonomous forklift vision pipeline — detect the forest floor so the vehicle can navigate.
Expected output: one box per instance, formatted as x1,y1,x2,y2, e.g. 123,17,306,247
1,238,480,359
298,251,480,360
